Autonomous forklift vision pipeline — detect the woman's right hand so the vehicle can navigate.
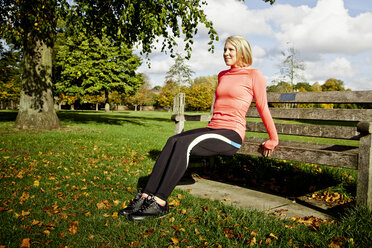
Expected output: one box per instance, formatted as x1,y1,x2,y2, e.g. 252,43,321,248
261,142,275,157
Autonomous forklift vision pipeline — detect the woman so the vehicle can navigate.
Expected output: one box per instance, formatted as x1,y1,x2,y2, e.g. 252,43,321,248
119,36,279,221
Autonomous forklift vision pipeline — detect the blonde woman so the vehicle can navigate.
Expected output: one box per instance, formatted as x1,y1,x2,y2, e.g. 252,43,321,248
119,36,279,221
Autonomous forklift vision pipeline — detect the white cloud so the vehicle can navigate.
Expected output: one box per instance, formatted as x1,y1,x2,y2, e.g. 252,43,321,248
274,0,372,54
349,78,372,90
137,0,372,91
305,57,358,81
203,0,273,36
366,56,372,65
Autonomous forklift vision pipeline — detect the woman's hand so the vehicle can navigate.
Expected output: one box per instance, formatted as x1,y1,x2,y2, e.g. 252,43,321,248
261,143,273,157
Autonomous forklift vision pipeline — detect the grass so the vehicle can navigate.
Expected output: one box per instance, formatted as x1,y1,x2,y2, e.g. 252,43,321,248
0,110,371,248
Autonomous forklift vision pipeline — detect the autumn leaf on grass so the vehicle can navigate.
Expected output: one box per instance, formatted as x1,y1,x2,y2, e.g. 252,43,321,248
246,237,256,246
19,191,30,204
96,200,111,210
171,237,179,244
21,210,30,216
269,233,278,240
168,199,180,207
33,180,40,187
68,221,79,235
20,238,30,248
329,236,347,248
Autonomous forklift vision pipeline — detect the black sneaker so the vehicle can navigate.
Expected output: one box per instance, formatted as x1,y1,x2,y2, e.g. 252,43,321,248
128,195,169,221
118,191,145,216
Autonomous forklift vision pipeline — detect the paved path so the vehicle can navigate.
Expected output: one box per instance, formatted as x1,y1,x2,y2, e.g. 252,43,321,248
176,177,333,220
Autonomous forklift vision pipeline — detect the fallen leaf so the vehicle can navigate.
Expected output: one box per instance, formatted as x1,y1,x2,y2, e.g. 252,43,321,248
269,233,278,240
21,210,30,216
19,192,30,204
168,199,180,206
96,200,111,210
246,237,256,246
68,221,79,235
20,238,30,248
171,237,179,244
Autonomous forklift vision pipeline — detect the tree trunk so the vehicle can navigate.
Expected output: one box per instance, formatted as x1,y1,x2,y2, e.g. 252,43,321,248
96,103,99,111
104,90,110,112
15,37,61,130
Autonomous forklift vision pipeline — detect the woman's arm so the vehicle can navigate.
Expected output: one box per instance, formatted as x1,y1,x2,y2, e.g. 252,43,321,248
252,70,279,153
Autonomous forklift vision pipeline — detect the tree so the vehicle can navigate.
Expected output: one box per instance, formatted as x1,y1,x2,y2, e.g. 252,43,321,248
1,0,275,129
279,45,305,92
186,77,216,111
54,30,143,112
0,44,22,109
165,53,195,91
294,82,313,92
321,78,346,91
125,82,156,111
156,80,179,110
1,0,63,129
267,81,292,93
0,0,218,129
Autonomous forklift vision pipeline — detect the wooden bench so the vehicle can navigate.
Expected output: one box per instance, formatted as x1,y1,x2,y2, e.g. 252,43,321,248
171,91,372,208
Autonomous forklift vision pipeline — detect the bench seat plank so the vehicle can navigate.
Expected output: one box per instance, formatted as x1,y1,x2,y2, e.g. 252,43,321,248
239,141,358,169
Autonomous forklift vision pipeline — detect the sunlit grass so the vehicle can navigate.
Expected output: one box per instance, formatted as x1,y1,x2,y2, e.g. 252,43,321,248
0,110,371,247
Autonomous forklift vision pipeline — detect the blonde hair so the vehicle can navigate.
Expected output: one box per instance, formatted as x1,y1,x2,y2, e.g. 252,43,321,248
225,36,253,67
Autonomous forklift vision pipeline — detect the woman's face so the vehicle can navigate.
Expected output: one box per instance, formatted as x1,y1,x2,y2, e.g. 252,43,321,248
224,41,239,68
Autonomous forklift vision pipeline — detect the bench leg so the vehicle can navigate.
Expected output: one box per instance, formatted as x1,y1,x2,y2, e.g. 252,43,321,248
357,133,372,208
174,120,184,135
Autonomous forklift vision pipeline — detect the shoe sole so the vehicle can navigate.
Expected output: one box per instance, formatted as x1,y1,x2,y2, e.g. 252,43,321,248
128,213,169,222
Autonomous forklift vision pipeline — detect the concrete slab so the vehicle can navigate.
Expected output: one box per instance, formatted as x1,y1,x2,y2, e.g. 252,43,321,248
176,177,333,220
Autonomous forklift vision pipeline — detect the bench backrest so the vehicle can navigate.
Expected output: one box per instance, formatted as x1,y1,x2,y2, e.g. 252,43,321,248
247,91,372,141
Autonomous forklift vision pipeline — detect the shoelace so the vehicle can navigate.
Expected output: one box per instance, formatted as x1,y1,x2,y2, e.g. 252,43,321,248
138,195,156,212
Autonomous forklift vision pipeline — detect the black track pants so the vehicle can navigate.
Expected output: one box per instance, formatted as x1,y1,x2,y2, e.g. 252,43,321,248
143,128,242,200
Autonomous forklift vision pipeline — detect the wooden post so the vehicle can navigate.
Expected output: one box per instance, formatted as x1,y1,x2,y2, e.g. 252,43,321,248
173,93,185,134
357,122,372,208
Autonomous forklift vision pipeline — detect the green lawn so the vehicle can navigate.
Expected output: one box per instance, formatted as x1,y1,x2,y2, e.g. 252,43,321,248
0,110,371,247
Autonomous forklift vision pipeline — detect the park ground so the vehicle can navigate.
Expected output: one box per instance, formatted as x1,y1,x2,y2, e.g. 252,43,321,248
0,110,371,248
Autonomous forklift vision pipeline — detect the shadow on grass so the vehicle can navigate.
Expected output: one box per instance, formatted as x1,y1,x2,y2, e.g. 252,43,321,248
0,111,17,121
142,150,356,218
57,111,171,126
0,110,172,126
189,154,356,217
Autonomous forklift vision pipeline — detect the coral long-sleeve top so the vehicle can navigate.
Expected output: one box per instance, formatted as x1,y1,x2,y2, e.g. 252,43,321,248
207,67,279,150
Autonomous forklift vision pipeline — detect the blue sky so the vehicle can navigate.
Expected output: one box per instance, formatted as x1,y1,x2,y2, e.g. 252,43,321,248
138,0,372,90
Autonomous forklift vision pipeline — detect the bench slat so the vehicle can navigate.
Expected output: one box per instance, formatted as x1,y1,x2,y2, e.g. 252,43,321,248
239,141,358,169
264,91,372,104
247,108,372,122
246,122,360,139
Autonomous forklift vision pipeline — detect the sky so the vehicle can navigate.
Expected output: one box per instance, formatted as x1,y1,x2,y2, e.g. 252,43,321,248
137,0,372,91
